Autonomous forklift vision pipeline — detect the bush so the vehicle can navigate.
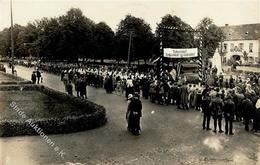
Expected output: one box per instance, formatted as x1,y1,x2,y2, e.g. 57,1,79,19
0,84,107,137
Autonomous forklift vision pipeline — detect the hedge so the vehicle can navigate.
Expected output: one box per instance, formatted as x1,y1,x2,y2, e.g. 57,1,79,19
0,85,107,137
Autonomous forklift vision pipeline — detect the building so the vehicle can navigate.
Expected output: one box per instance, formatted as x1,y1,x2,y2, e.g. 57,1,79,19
218,23,260,64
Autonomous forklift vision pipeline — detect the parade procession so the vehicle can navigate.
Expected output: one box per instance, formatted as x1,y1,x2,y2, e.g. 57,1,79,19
0,0,260,164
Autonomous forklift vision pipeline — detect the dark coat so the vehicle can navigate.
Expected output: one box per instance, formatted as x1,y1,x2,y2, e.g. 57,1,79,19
31,73,36,83
223,99,235,118
241,98,254,119
210,97,224,116
201,97,211,114
36,70,41,78
127,98,142,118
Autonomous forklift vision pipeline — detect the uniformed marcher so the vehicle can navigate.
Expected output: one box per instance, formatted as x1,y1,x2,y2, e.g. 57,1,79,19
126,93,142,135
223,96,235,135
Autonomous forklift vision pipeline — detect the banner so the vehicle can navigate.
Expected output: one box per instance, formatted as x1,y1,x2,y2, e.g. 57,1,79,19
164,48,198,58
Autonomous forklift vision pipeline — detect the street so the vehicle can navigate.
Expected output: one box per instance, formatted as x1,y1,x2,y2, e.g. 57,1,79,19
0,65,259,165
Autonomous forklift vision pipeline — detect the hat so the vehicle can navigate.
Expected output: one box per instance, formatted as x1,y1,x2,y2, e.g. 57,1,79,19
128,94,133,100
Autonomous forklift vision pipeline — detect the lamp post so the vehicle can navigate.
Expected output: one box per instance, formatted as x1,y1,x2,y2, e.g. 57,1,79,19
10,0,15,74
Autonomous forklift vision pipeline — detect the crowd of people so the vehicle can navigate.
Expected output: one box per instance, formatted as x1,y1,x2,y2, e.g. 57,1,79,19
28,62,260,136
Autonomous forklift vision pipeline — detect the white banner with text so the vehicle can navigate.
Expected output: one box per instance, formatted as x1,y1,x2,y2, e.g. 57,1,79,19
163,48,198,58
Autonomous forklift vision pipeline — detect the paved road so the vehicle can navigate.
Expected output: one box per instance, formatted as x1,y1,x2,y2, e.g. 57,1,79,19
1,65,260,165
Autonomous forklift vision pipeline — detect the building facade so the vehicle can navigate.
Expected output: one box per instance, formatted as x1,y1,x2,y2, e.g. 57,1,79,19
218,23,260,64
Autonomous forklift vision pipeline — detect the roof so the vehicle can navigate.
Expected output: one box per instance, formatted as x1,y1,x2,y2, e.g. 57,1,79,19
221,24,260,41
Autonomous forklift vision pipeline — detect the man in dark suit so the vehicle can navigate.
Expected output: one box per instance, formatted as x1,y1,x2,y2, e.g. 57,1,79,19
201,93,211,130
211,93,224,133
36,69,41,84
241,94,254,131
223,96,235,135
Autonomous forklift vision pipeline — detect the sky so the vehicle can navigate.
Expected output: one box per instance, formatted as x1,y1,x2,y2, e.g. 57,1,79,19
0,0,259,32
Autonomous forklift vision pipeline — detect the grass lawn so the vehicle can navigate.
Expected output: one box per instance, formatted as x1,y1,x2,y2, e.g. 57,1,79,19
0,90,90,121
0,72,20,82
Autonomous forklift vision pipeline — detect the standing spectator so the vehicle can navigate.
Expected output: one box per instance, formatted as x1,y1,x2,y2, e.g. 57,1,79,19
31,71,37,84
67,81,73,95
79,77,87,99
211,93,224,133
180,83,189,110
229,75,234,89
253,99,260,132
201,93,211,130
223,96,235,135
241,94,254,131
36,69,42,84
219,72,224,88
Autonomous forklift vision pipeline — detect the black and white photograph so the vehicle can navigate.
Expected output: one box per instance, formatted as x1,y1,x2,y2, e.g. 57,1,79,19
0,0,260,164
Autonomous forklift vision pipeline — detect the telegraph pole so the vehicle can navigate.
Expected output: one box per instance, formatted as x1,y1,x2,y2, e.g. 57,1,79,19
10,0,15,74
127,30,134,67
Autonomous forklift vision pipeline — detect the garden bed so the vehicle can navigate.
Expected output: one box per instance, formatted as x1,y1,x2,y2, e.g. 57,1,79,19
0,85,107,137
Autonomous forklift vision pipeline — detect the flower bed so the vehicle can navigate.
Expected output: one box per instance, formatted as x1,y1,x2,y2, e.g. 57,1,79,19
0,85,107,137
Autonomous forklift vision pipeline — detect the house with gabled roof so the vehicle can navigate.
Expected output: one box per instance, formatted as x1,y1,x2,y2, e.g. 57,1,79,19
218,23,260,64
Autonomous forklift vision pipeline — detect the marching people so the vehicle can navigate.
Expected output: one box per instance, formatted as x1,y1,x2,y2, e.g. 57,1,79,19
223,95,235,135
37,62,260,137
126,93,142,135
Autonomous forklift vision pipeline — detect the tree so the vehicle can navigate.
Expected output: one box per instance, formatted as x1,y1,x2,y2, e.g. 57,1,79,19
156,14,194,49
115,15,155,62
196,17,225,59
58,8,95,61
93,22,115,63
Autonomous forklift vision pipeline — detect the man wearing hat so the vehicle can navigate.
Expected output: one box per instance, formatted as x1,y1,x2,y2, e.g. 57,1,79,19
126,93,142,135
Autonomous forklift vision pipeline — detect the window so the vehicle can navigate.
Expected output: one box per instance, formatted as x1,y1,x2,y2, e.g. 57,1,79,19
249,43,253,52
239,43,244,51
230,43,234,52
223,43,228,52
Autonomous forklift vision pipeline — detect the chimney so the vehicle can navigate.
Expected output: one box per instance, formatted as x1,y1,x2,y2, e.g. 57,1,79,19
225,24,229,26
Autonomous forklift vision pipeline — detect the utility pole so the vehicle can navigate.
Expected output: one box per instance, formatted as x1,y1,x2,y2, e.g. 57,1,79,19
10,0,15,74
127,31,134,67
